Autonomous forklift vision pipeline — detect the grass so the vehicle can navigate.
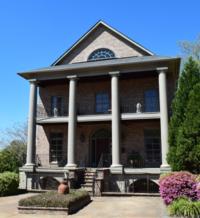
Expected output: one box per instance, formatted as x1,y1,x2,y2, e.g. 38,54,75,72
18,189,90,208
167,197,200,218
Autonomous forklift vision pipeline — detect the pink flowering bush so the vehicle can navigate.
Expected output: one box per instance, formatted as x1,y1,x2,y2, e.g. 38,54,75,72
159,172,198,205
196,182,200,200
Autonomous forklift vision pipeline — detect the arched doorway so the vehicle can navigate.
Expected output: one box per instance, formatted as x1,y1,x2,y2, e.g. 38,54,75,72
90,129,111,167
129,178,159,193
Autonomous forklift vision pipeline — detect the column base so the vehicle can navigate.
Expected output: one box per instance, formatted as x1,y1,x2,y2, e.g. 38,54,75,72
65,163,77,170
110,164,123,174
160,164,171,173
22,163,35,172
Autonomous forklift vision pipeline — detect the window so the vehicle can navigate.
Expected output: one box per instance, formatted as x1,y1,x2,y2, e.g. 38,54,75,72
144,130,161,167
51,96,63,116
95,93,110,113
88,48,115,61
50,133,63,162
144,89,159,112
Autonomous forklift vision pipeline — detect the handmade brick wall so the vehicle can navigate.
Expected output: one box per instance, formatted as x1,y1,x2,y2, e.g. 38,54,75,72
36,120,160,167
57,26,144,65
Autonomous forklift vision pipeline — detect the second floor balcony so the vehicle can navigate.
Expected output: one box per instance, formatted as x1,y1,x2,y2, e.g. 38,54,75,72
37,97,159,119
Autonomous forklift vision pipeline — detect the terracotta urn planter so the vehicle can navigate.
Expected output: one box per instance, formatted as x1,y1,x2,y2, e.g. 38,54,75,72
58,179,69,194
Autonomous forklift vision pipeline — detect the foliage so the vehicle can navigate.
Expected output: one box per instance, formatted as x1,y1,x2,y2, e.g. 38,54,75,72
0,122,27,173
173,83,200,173
0,172,19,196
0,149,21,173
19,190,90,208
168,197,200,218
196,182,200,200
0,122,27,148
159,172,198,205
6,140,26,167
168,57,200,172
179,34,200,61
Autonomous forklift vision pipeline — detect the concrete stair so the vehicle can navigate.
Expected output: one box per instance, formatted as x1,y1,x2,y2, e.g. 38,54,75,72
81,169,96,194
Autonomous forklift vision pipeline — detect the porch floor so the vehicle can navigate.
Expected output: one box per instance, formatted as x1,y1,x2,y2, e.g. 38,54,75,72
35,166,160,174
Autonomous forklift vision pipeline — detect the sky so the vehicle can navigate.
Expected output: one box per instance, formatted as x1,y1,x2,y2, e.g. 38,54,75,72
0,0,199,130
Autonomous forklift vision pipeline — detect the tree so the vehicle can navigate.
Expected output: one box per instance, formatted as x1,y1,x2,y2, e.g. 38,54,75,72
174,83,200,173
167,57,200,171
0,122,27,172
179,35,200,61
0,149,20,173
0,122,27,148
6,140,26,167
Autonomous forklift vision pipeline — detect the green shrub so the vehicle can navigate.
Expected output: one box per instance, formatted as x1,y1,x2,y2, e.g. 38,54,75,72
19,189,90,208
0,149,20,173
0,172,19,196
168,197,200,218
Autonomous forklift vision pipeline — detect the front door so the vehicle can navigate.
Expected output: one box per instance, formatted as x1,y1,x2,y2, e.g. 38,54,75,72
91,129,111,167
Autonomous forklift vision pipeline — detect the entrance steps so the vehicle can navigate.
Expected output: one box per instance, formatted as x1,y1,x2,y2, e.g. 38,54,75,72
81,168,96,194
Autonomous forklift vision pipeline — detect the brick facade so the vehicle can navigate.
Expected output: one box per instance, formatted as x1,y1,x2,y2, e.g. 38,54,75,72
38,74,175,116
36,120,160,168
57,26,145,65
36,75,172,167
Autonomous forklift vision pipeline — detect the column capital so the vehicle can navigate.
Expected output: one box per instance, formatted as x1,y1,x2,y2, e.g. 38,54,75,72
29,79,38,84
67,75,78,80
156,67,168,73
109,71,120,76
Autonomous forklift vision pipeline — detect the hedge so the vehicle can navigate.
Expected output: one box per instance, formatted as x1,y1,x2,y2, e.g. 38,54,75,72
0,172,19,196
19,189,90,208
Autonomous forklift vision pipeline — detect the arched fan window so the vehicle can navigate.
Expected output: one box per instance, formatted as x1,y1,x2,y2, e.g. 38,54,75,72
88,48,115,61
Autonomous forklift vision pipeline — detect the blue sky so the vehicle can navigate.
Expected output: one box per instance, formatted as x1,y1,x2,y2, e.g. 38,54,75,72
0,0,199,130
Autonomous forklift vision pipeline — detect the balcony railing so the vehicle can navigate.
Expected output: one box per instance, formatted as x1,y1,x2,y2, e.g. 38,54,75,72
120,102,159,113
37,105,68,119
35,154,67,167
77,103,111,115
37,102,159,119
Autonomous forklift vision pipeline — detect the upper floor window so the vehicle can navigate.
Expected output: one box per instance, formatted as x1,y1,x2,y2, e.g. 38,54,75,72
88,48,115,61
96,93,110,113
51,96,63,117
144,89,159,112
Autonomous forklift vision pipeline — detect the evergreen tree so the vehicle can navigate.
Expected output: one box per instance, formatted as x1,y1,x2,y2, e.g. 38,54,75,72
167,57,200,170
174,83,200,173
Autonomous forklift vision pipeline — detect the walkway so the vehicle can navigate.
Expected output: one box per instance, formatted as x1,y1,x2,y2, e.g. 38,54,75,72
0,193,168,218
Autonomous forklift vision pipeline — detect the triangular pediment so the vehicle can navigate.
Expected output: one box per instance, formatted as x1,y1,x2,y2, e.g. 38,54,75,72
52,21,154,66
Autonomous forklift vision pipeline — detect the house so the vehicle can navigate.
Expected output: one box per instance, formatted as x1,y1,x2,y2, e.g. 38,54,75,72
19,21,180,194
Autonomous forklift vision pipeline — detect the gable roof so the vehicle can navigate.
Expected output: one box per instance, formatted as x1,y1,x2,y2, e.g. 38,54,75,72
52,20,154,66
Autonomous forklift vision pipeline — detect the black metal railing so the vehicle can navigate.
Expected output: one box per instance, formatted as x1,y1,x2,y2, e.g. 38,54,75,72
120,102,159,113
37,102,159,119
35,154,67,167
77,103,111,115
37,105,68,119
97,153,112,168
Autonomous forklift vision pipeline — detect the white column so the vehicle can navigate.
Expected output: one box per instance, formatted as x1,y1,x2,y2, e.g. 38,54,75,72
110,71,122,170
157,67,170,171
26,80,37,167
66,75,77,169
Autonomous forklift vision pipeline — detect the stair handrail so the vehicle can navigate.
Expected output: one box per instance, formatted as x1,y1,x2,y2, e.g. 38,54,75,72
92,170,102,197
97,153,104,168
